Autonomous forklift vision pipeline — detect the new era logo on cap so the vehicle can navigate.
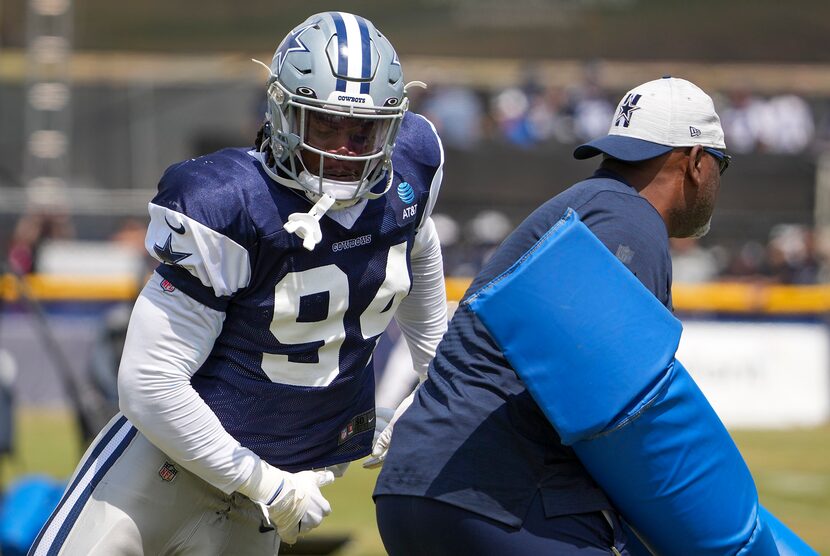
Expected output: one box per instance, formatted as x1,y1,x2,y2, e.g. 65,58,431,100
574,77,726,162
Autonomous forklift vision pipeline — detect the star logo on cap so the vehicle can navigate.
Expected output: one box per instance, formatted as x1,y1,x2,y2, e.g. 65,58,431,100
614,93,642,128
272,21,317,76
153,233,191,266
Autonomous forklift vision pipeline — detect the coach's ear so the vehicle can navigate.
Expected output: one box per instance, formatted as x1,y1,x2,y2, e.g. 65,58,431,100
685,145,707,188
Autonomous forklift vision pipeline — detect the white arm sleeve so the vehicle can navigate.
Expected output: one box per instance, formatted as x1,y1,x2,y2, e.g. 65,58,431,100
117,273,260,494
394,217,448,379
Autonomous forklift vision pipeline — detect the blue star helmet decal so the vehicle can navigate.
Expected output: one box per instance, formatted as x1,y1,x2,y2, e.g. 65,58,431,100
153,233,192,266
614,93,642,128
272,21,317,77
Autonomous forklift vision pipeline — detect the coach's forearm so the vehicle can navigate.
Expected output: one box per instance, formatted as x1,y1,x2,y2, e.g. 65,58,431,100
117,274,259,494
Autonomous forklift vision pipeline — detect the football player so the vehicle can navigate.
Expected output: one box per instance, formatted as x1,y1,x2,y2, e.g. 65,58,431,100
30,12,447,556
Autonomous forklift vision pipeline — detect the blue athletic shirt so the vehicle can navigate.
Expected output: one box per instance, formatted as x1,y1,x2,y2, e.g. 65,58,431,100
374,169,672,527
145,111,442,473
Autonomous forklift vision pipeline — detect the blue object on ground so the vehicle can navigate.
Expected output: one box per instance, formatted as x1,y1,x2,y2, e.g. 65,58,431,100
0,475,65,556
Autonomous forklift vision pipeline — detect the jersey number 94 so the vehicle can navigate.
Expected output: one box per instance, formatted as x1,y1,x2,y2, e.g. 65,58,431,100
263,242,409,387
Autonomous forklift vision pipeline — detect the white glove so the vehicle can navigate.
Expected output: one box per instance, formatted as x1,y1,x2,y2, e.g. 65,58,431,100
373,407,396,444
238,460,334,545
363,391,416,469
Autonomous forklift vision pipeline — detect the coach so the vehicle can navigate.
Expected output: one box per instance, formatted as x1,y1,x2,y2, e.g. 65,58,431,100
373,77,731,555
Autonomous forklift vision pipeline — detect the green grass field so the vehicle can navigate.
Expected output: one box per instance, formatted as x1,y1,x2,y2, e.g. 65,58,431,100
3,409,828,555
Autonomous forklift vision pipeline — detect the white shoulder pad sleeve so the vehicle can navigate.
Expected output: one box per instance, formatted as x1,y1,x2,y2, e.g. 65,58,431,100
413,113,445,229
146,203,251,297
117,273,260,493
395,217,448,378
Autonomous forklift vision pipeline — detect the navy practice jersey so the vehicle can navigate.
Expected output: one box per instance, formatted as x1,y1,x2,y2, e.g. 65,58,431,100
143,111,442,473
375,169,672,527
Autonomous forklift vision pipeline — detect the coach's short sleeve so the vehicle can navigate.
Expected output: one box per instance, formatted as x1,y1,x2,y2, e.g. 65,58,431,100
576,190,673,309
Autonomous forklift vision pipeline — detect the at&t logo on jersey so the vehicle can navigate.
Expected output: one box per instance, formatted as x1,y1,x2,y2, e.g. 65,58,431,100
397,182,418,221
397,182,415,204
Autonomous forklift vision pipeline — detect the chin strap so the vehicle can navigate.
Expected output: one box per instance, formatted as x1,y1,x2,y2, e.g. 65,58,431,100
284,193,336,251
360,162,394,200
253,132,392,250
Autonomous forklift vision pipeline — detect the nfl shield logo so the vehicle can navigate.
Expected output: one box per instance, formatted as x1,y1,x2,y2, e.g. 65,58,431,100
160,279,176,293
158,461,178,482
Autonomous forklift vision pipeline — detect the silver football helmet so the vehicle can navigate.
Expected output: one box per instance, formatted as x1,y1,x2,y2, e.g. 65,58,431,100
260,12,408,205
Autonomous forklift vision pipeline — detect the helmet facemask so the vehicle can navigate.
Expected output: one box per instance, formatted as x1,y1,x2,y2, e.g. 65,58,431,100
255,12,410,208
265,79,407,205
253,11,410,251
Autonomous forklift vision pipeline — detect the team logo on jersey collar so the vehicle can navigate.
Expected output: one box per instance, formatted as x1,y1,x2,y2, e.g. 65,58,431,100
332,234,372,252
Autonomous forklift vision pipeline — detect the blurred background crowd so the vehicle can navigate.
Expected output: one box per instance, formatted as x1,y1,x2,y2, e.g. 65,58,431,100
2,0,829,287
418,70,822,156
1,1,829,554
5,67,829,286
411,68,830,283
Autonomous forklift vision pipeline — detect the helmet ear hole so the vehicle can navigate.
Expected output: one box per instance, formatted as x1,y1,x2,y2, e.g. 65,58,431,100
296,87,317,99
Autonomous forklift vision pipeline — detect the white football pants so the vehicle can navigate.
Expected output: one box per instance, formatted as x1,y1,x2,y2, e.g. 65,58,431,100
28,413,280,556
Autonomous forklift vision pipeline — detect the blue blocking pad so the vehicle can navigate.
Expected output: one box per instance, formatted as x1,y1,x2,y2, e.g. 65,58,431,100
467,209,814,555
466,209,682,445
572,360,775,555
759,507,819,556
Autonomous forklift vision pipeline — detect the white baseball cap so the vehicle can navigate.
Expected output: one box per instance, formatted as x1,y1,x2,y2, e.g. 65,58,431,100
574,76,726,161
